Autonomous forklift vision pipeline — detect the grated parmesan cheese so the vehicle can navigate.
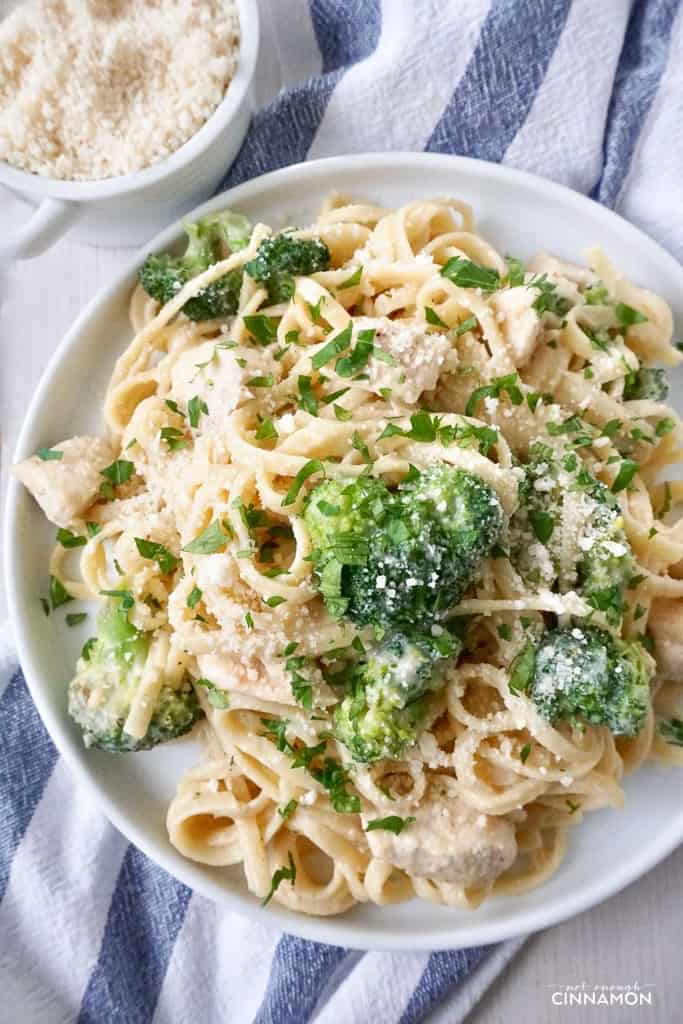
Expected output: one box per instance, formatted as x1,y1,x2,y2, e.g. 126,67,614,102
0,0,240,180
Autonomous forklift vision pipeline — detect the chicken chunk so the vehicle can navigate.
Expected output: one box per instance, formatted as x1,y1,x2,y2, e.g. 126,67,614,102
648,599,683,679
491,286,542,366
363,777,517,888
12,436,115,528
170,340,279,433
341,317,452,405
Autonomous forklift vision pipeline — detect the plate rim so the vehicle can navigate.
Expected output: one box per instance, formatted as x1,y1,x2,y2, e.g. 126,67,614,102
6,150,683,951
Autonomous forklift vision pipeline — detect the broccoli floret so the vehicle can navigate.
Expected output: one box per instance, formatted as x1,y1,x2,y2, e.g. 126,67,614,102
68,595,202,752
529,625,652,736
623,366,669,402
512,444,634,625
304,476,387,619
305,465,504,632
244,234,331,304
333,631,460,762
348,465,503,632
139,211,251,321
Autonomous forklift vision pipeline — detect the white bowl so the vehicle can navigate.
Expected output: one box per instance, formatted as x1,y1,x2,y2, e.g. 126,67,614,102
5,153,683,951
0,0,259,257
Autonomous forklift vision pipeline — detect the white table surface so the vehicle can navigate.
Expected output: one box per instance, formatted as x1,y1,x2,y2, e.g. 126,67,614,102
2,185,680,1024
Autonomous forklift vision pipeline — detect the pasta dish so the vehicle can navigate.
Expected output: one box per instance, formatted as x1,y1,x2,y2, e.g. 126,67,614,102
14,194,683,917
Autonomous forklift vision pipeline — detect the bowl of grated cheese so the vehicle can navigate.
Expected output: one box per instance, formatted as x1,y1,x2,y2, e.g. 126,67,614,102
0,0,259,257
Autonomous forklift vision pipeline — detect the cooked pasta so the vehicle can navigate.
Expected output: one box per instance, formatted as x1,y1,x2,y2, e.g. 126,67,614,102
15,194,683,916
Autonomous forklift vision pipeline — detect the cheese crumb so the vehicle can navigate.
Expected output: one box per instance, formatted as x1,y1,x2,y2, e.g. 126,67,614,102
0,0,240,180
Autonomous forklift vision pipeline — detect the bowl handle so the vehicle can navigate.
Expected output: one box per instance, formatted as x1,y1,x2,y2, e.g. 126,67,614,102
1,198,81,259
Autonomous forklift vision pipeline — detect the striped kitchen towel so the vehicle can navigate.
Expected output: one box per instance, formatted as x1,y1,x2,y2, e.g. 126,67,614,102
2,0,683,1021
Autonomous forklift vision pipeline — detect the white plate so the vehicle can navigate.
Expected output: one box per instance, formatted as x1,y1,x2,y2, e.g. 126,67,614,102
5,153,683,951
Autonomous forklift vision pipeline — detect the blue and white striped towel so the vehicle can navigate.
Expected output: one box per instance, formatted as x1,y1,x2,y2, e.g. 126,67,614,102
3,0,683,1020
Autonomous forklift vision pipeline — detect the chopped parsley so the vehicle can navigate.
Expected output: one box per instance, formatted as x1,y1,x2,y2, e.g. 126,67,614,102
86,522,102,538
615,303,648,327
65,612,87,627
425,306,447,328
601,419,622,438
454,316,478,337
611,459,639,493
520,743,531,764
182,519,231,554
247,375,275,388
310,758,360,813
134,538,179,574
56,528,86,549
255,417,279,441
188,395,208,428
505,256,526,287
261,717,293,754
311,322,352,370
351,431,372,466
297,375,318,416
338,266,362,290
584,284,608,305
195,678,230,709
50,575,73,610
100,588,134,610
658,482,672,519
322,387,351,405
441,256,500,292
264,595,286,608
308,296,325,323
281,459,325,506
529,510,555,544
285,654,313,708
528,274,571,317
465,373,523,417
36,447,63,461
243,314,278,345
100,459,134,487
81,637,97,661
379,412,497,456
261,853,296,906
656,417,675,438
279,798,298,820
187,586,203,609
364,815,416,834
509,641,536,694
160,426,186,451
335,329,375,378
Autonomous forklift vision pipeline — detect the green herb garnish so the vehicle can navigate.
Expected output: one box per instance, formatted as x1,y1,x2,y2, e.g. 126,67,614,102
281,459,325,506
243,315,278,345
364,815,416,834
195,678,230,708
183,519,231,554
134,538,179,574
56,528,86,549
441,257,500,292
50,576,73,610
261,853,296,906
